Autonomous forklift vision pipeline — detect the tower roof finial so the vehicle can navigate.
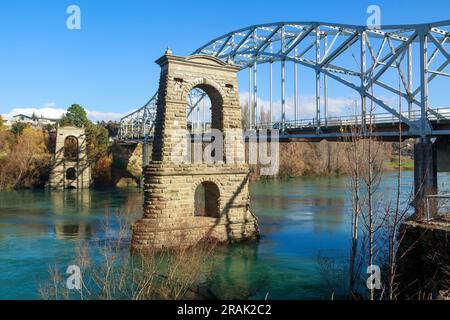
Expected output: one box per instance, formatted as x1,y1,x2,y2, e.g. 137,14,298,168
165,46,172,56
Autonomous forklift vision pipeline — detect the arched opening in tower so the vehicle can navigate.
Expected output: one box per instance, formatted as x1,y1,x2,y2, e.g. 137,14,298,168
186,83,226,163
64,136,79,160
186,88,212,134
66,167,77,181
194,181,220,218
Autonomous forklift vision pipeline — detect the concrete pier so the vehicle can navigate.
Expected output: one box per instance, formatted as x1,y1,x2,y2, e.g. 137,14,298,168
413,141,438,219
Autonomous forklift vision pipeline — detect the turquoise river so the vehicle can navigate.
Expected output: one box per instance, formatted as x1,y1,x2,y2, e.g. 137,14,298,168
0,172,449,299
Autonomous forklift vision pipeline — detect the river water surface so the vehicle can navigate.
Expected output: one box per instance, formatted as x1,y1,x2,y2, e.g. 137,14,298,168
0,172,448,299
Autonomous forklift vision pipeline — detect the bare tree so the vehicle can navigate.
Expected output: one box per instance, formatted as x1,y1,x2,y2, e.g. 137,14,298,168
343,123,364,297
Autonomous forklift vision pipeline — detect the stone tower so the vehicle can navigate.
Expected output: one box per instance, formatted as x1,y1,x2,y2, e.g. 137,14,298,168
49,126,91,189
131,51,259,250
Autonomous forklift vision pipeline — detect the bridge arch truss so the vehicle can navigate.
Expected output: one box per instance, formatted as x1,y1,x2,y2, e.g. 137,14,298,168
118,20,450,141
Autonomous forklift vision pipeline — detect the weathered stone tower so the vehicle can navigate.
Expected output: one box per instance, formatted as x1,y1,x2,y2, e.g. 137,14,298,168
49,126,91,189
131,51,259,250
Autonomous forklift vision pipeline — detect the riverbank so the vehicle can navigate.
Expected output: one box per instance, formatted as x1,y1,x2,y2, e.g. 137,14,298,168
0,118,411,190
384,158,414,171
248,140,412,181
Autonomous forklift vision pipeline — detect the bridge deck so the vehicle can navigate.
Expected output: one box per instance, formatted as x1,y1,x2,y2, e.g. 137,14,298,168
275,119,450,142
116,108,450,142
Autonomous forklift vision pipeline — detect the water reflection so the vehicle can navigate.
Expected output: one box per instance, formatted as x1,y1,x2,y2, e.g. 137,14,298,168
52,190,93,239
310,197,346,234
209,241,264,299
50,189,143,240
51,190,92,215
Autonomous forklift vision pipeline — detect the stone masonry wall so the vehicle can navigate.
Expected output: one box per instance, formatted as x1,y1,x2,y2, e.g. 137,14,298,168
397,221,450,299
132,163,257,250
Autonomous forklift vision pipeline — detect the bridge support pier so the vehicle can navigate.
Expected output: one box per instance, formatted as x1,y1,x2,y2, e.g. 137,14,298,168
397,138,450,298
131,52,259,251
413,141,438,220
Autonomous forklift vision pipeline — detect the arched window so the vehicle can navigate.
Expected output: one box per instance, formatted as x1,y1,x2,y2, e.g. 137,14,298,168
194,181,220,218
66,167,77,180
64,136,79,160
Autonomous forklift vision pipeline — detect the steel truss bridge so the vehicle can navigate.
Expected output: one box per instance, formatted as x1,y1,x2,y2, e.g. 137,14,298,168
118,20,450,142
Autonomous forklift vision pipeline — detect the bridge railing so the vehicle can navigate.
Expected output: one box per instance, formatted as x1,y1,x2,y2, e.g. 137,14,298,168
256,108,450,131
424,194,450,222
187,122,212,134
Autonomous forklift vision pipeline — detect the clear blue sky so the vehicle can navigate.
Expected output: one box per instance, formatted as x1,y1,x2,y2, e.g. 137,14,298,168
0,0,449,120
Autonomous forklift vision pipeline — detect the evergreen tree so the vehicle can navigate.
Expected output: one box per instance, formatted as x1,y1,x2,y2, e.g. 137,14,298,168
59,104,89,127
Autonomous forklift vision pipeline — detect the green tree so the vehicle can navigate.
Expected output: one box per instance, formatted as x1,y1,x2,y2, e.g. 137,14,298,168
85,122,109,163
59,104,89,127
0,116,4,130
44,123,57,132
11,122,29,135
85,122,111,185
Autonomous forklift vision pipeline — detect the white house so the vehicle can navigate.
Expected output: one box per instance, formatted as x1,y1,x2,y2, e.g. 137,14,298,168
12,113,58,127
